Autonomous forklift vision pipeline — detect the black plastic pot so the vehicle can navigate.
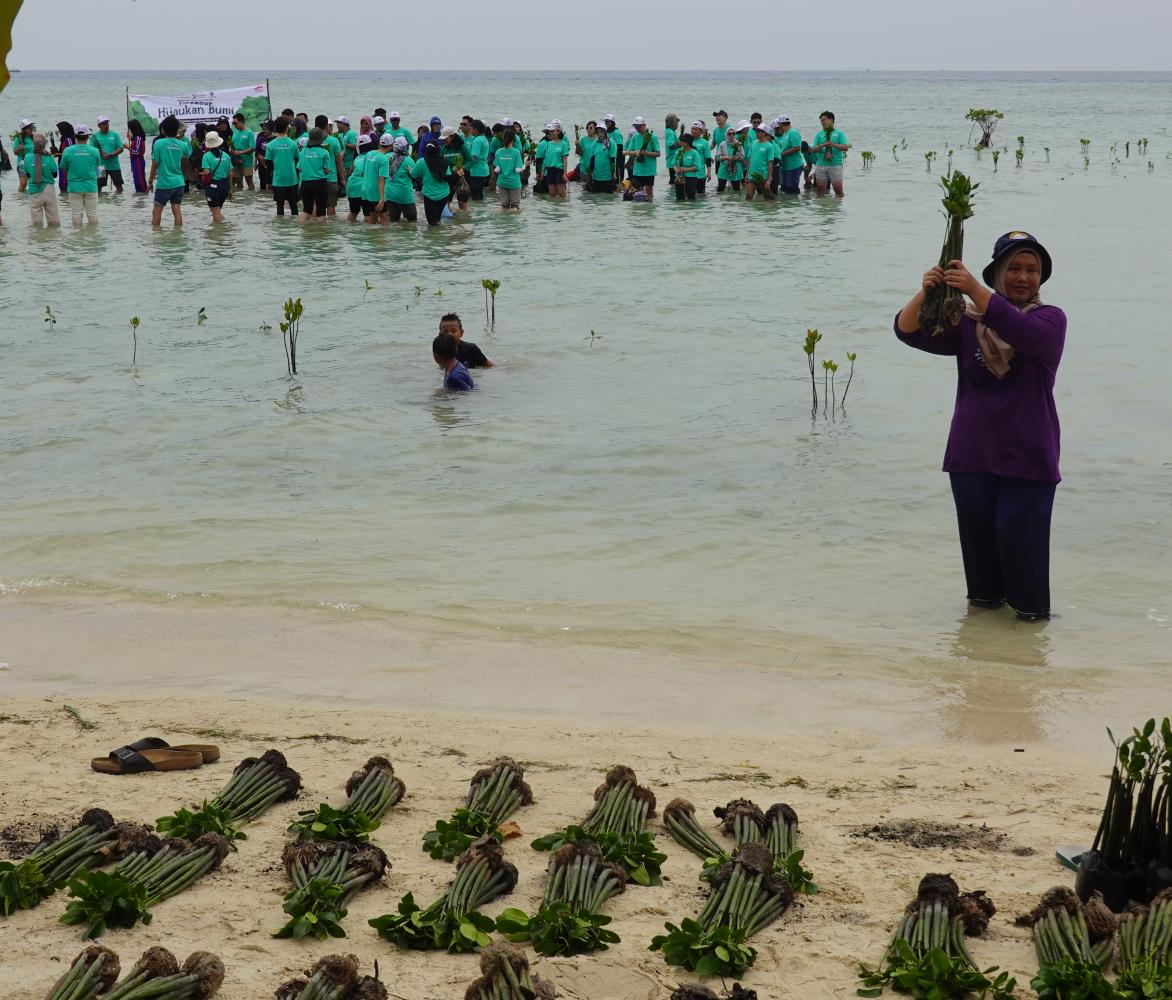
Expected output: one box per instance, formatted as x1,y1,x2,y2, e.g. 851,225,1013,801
1075,850,1149,911
1148,858,1172,897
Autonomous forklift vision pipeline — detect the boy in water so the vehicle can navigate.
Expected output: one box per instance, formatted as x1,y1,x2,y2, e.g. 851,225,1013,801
438,313,495,368
433,333,475,392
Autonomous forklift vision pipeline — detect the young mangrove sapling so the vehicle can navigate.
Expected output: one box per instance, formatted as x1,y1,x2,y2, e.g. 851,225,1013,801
130,316,140,365
917,171,977,337
280,298,304,377
481,278,501,328
965,109,1004,148
1017,886,1117,997
422,757,533,862
803,329,822,415
841,352,858,409
276,842,389,940
289,756,405,844
1,809,119,916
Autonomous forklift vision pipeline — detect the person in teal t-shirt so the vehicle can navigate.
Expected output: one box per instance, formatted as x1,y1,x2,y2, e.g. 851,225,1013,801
200,131,232,223
147,116,188,227
575,121,597,182
382,136,417,223
412,141,452,226
62,126,102,226
811,110,850,197
586,129,616,193
25,136,61,227
465,121,490,201
672,133,703,201
746,124,776,201
688,122,712,192
264,118,300,217
493,131,523,211
541,124,570,198
663,114,681,183
297,129,332,222
626,118,660,200
711,111,729,152
90,117,125,192
230,113,257,191
337,117,359,173
775,118,804,194
715,128,746,192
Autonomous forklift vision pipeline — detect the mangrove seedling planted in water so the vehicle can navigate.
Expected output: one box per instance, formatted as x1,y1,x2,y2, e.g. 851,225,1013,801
289,756,405,844
651,842,793,979
924,151,936,173
531,765,666,886
44,305,56,329
196,307,207,326
129,316,140,365
965,109,1004,148
481,278,501,328
842,352,858,409
280,298,304,377
918,171,978,337
422,757,533,862
858,873,1014,998
276,842,389,940
803,329,822,415
991,149,1000,171
464,942,556,1000
44,945,120,1000
1,809,119,916
370,835,517,953
861,151,874,169
101,948,226,1000
497,839,626,955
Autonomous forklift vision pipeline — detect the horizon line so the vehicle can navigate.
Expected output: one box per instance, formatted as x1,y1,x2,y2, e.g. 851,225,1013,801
8,66,1172,73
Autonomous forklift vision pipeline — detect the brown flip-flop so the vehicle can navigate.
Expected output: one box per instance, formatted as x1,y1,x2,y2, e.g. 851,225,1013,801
91,746,204,774
123,736,221,764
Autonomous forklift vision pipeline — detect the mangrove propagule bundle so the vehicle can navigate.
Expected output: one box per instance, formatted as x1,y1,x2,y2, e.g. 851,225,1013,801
917,171,977,337
669,986,757,1000
2,809,119,916
496,840,627,955
155,750,302,843
275,954,388,1000
858,873,1013,998
423,757,534,862
651,842,793,978
1017,886,1118,996
289,756,406,844
60,830,232,938
663,799,728,863
276,842,389,940
1117,888,1172,993
370,835,518,953
44,945,120,1000
105,949,225,1000
533,765,665,885
464,942,556,1000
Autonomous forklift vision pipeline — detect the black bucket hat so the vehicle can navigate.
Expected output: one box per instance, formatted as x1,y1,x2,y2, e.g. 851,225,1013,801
983,231,1052,286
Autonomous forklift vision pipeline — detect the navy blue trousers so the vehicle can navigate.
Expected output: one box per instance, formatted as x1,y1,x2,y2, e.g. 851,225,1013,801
949,472,1057,618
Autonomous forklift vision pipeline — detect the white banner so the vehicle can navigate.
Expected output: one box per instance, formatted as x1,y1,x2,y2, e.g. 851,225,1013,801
127,84,271,135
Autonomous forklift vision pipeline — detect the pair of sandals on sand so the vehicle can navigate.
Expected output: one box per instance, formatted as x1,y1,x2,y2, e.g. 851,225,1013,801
91,737,221,775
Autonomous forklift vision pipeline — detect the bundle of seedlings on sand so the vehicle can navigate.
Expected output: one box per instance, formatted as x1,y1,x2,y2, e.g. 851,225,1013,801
276,842,389,940
1016,886,1118,997
423,757,533,862
103,948,225,1000
156,750,302,844
289,757,406,844
1080,719,1172,910
532,765,666,886
664,799,817,895
44,945,120,1000
60,831,232,938
464,942,556,1000
917,171,977,337
1115,889,1172,998
669,986,758,1000
275,954,388,1000
858,873,1013,999
496,840,626,955
370,835,518,953
650,842,793,978
2,809,119,916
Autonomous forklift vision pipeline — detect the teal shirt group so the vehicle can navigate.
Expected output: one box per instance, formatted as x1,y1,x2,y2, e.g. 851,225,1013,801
626,130,659,178
815,128,848,166
265,136,299,187
23,151,58,194
493,145,523,190
150,137,187,190
201,148,232,181
61,142,102,192
89,130,123,167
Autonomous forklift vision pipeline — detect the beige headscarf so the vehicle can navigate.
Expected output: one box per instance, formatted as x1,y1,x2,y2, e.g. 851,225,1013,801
966,250,1044,379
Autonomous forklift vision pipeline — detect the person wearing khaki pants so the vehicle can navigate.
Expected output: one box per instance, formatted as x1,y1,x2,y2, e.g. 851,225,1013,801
25,134,61,227
59,124,101,226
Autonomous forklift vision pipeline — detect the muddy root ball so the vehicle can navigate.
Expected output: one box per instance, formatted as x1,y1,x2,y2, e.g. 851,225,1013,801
669,986,719,1000
464,976,492,1000
714,798,758,821
602,764,639,790
193,832,232,865
351,975,389,1000
603,861,630,892
470,757,525,790
664,798,698,821
551,840,603,870
345,756,395,797
1082,891,1119,942
306,953,359,993
765,803,799,828
633,784,658,819
232,756,259,776
1016,885,1081,926
282,841,326,877
956,891,996,936
131,946,180,980
182,952,225,999
916,873,960,907
532,975,557,1000
478,941,528,979
80,808,116,833
80,946,121,991
276,766,303,801
1151,887,1172,907
458,835,506,871
259,749,290,770
101,822,155,862
733,841,775,876
274,978,307,1000
352,845,389,881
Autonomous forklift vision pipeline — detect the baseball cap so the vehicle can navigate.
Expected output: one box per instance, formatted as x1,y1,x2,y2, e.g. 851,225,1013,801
76,124,91,135
735,119,751,130
393,136,409,152
389,111,401,119
379,133,395,147
97,115,110,125
632,116,646,126
690,121,704,129
713,109,728,117
19,117,33,127
372,115,385,125
603,112,616,122
778,115,791,124
753,123,769,133
337,115,350,124
502,117,514,127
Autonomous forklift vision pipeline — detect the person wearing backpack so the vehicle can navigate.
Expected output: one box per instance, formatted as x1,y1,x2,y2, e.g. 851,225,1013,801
201,131,232,223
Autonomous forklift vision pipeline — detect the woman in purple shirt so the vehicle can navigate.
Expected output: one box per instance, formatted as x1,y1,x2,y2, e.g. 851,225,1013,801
895,231,1066,621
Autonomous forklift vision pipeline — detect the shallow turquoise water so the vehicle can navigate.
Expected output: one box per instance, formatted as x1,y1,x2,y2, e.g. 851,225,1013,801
1,72,1169,670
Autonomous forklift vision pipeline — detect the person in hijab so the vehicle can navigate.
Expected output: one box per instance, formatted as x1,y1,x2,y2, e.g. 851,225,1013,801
411,140,452,226
895,232,1066,622
26,133,60,226
586,125,616,194
127,119,149,193
54,121,76,192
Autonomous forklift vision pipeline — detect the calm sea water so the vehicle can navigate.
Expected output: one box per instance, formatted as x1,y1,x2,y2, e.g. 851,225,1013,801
1,71,1170,672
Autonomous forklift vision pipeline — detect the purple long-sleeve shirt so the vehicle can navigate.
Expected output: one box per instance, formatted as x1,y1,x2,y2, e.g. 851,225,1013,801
895,292,1066,483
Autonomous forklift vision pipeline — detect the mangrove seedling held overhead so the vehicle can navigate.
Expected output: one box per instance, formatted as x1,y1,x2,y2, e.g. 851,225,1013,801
858,873,1014,998
918,171,978,337
370,835,518,953
497,839,626,955
289,756,405,844
1,809,119,916
422,757,533,862
531,764,666,886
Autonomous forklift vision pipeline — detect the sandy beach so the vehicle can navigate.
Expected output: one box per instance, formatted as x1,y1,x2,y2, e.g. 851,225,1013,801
2,596,1166,999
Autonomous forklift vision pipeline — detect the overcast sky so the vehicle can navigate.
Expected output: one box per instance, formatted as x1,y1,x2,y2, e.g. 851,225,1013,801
8,0,1172,70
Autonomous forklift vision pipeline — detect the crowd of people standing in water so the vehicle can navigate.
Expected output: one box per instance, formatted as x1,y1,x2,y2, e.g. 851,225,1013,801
0,106,850,228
